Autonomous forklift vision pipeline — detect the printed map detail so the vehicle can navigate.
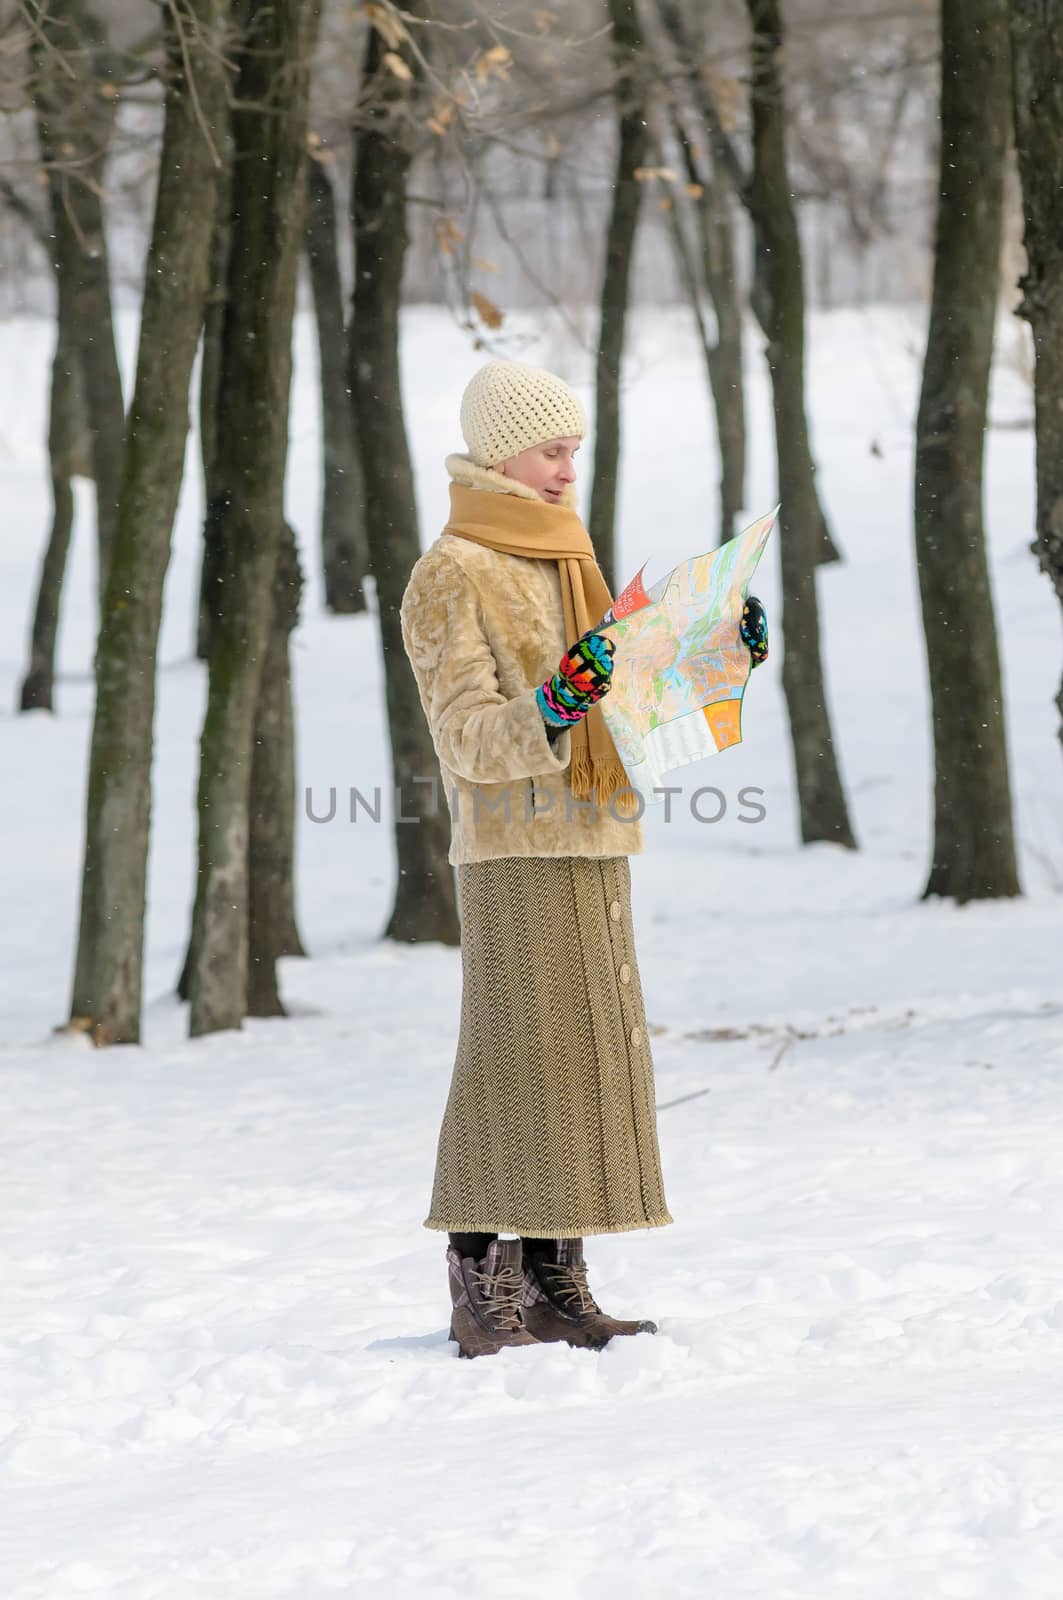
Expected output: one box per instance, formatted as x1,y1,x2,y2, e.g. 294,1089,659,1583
597,509,777,802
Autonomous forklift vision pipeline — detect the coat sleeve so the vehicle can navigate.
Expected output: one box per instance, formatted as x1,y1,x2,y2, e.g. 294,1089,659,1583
400,548,572,785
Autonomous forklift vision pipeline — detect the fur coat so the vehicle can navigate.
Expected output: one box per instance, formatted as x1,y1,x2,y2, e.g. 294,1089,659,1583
400,456,644,866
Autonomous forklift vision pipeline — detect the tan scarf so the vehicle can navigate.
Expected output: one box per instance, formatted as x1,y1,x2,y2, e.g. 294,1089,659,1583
444,480,638,814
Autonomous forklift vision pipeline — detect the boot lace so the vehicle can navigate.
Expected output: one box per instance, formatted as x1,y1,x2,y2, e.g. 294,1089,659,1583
469,1261,524,1331
543,1260,598,1316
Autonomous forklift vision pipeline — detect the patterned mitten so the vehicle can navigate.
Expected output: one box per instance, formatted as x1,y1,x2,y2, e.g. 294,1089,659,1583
740,594,769,668
536,631,616,729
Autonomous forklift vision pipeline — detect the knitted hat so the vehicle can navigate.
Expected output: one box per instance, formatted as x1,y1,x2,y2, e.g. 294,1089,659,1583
460,360,587,467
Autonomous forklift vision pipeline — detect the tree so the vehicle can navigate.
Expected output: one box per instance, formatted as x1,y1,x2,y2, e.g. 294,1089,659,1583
194,134,234,661
655,0,840,565
745,0,856,847
1009,0,1063,752
305,151,370,614
348,7,460,947
31,0,125,612
914,0,1020,901
660,103,747,544
188,0,322,1037
66,0,232,1043
588,0,650,594
18,307,83,712
247,522,307,1017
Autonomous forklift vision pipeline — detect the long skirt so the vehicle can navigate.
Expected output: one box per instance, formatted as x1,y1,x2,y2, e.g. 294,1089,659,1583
424,855,673,1238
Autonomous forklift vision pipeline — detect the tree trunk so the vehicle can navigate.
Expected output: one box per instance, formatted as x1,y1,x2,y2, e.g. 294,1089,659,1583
18,320,78,712
669,108,747,543
32,0,124,612
1010,0,1063,751
655,0,838,564
195,139,234,660
915,0,1020,901
247,521,306,1018
188,0,321,1038
747,0,857,849
698,172,746,545
67,0,231,1044
305,155,369,614
348,16,460,947
589,0,649,595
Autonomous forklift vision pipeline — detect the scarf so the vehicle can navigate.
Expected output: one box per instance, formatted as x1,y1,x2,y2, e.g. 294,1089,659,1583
443,474,638,815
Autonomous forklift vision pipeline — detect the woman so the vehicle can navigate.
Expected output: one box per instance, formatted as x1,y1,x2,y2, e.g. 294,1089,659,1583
400,360,767,1360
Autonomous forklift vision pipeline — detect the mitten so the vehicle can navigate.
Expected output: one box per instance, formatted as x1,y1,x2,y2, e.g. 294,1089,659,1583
536,631,615,729
740,594,768,668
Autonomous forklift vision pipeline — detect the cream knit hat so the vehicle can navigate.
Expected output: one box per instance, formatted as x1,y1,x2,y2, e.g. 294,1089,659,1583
459,360,587,467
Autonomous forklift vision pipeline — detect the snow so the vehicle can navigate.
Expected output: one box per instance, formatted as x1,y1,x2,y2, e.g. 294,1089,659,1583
2,302,1063,1597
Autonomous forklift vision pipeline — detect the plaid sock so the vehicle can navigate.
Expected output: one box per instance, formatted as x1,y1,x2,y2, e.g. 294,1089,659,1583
448,1231,498,1261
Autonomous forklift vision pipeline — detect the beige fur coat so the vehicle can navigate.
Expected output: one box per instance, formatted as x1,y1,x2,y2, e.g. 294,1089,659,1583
400,455,644,865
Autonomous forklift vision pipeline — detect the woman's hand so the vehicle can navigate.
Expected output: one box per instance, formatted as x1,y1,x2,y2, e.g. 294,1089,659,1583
740,595,768,668
536,631,616,729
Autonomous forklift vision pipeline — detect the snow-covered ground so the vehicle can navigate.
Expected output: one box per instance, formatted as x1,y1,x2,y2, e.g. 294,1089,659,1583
2,303,1062,1598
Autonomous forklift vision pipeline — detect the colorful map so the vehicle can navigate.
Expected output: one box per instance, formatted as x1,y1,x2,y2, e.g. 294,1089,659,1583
597,509,777,803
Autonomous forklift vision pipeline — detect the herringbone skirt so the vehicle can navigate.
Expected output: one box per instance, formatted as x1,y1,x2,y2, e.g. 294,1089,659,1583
424,855,672,1237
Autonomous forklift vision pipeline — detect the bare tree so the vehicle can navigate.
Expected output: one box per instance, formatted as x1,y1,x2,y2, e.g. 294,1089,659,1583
18,294,84,712
588,0,650,593
914,0,1019,901
305,150,370,614
66,0,231,1044
1009,0,1063,752
194,133,233,661
747,0,857,847
30,0,124,611
659,101,747,543
188,0,322,1037
655,0,841,565
247,522,307,1018
348,5,459,947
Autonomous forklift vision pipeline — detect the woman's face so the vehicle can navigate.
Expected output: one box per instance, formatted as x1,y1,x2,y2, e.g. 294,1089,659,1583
495,436,581,505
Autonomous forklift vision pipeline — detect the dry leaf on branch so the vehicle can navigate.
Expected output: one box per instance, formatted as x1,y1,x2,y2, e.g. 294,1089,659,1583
364,3,409,50
382,50,413,81
435,217,464,257
473,45,512,81
426,102,454,137
470,290,504,329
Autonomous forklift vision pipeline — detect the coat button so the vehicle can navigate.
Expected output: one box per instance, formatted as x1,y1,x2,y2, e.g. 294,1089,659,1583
630,1026,642,1047
619,963,631,984
609,900,621,922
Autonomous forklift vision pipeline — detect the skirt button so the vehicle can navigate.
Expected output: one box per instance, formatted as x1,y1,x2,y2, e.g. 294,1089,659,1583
619,963,631,984
609,900,622,921
630,1026,642,1047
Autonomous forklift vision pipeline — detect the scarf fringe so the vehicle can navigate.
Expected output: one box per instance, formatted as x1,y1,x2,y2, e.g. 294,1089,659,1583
571,746,641,816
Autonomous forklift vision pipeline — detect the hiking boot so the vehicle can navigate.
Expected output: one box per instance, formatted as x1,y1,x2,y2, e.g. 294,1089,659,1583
521,1237,657,1351
447,1238,540,1359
